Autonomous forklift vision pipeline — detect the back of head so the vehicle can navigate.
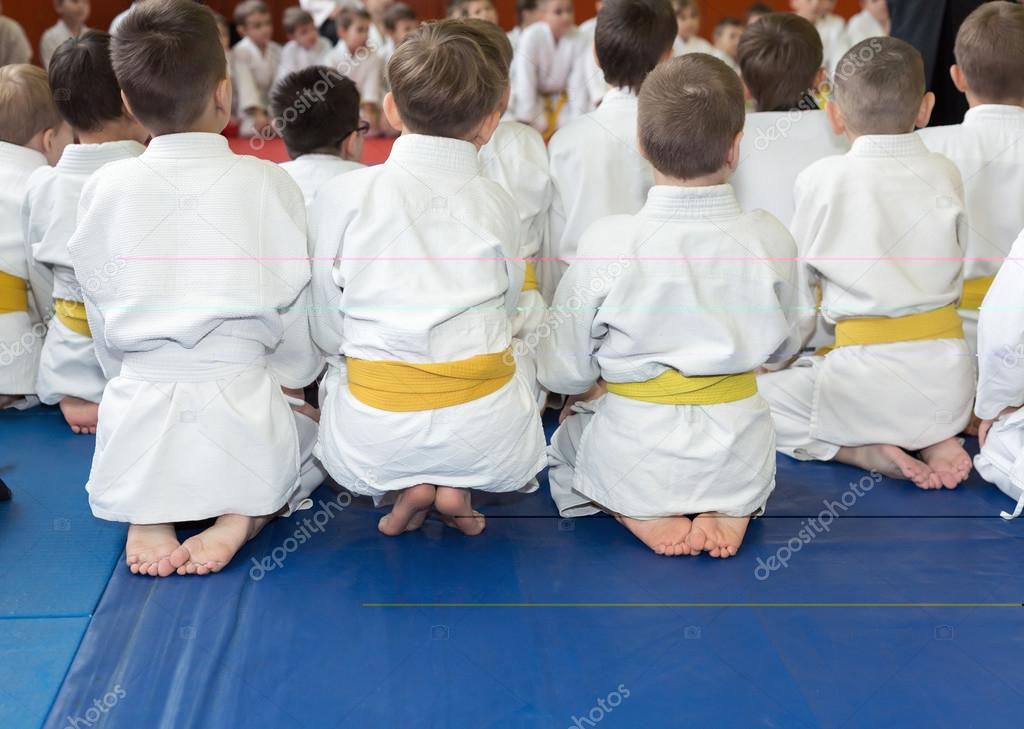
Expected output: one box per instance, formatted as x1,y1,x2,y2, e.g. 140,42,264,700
596,0,676,94
386,18,506,139
834,37,924,135
738,12,822,112
471,15,514,72
639,54,745,180
48,30,124,133
954,1,1024,103
112,0,227,135
0,64,63,146
271,67,361,156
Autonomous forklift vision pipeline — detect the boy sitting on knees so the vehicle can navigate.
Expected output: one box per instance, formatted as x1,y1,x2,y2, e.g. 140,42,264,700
541,55,803,558
758,38,975,490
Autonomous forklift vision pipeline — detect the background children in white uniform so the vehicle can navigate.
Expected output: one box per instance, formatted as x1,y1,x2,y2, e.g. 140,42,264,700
0,65,70,410
543,55,803,558
311,19,546,538
276,7,332,83
732,12,848,225
845,0,889,46
26,31,147,435
232,0,281,137
273,66,365,212
671,0,712,56
919,2,1024,358
40,0,90,69
70,0,324,577
758,38,975,491
325,9,385,134
0,2,32,66
710,16,742,73
545,0,675,300
380,3,418,64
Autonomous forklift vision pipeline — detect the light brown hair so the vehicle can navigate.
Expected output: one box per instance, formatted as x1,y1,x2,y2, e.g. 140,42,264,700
283,6,315,35
0,64,63,146
638,54,745,180
834,37,925,135
954,1,1024,102
386,19,506,139
234,0,269,27
738,12,822,112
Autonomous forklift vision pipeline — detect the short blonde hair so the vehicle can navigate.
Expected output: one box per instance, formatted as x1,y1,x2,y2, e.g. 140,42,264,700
386,19,506,139
0,65,64,146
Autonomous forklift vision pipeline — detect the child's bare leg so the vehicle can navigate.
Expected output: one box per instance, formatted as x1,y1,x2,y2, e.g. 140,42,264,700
378,483,436,536
126,523,188,577
919,438,972,489
435,486,486,536
618,515,692,556
59,396,99,434
690,513,750,558
175,513,274,576
963,413,981,437
836,444,941,490
0,394,19,409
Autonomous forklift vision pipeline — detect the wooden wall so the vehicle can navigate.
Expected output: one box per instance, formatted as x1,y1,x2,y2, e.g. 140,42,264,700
4,0,860,64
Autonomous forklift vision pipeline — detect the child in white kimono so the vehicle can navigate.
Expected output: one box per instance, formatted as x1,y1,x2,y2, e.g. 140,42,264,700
311,19,546,537
380,3,418,65
671,0,712,57
845,0,889,46
70,0,325,577
231,1,281,137
325,9,385,134
574,3,608,113
510,0,588,137
759,38,975,490
710,17,742,74
40,0,90,69
732,12,848,225
546,0,675,302
919,2,1024,358
791,0,847,75
276,7,332,84
273,66,365,212
543,55,803,558
26,31,148,435
0,65,71,410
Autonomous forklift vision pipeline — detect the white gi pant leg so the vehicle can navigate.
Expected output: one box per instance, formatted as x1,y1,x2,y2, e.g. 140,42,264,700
282,396,327,517
974,407,1024,518
36,317,106,405
547,401,601,518
758,357,841,462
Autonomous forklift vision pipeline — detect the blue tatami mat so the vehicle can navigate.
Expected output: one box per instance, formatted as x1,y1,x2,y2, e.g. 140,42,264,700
39,407,1024,729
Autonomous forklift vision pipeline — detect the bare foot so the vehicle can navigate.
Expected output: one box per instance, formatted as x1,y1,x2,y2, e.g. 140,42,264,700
837,444,941,490
59,396,99,434
691,513,750,558
919,438,972,489
617,515,692,556
126,523,188,577
434,486,485,536
962,413,981,437
0,394,20,409
378,483,436,536
176,513,273,576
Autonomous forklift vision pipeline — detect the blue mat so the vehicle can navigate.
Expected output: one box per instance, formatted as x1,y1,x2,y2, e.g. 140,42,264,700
38,409,1024,729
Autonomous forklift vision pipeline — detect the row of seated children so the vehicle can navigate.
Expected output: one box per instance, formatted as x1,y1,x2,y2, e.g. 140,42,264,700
2,0,1024,571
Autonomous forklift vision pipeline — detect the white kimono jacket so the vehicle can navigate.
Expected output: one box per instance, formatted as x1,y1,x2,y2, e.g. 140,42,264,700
324,41,384,106
844,10,888,46
276,37,333,84
0,143,50,401
279,154,364,215
309,134,546,500
672,35,713,56
40,20,89,69
541,185,803,518
759,133,975,458
68,133,325,523
919,105,1024,352
232,37,283,135
816,13,849,75
25,141,145,405
545,87,653,300
510,22,589,134
574,16,608,113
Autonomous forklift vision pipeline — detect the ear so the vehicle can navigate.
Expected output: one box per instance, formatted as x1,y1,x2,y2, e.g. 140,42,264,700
213,77,232,118
382,92,403,132
471,108,502,148
341,130,363,161
814,67,827,91
915,91,936,129
825,99,846,136
120,90,138,123
725,130,743,171
949,64,968,94
635,130,651,163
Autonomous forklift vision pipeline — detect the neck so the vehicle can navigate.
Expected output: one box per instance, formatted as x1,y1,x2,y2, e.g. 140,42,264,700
77,128,134,145
64,18,84,33
654,168,729,187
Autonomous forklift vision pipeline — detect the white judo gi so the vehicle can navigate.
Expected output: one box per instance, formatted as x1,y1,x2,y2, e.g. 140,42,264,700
574,16,608,114
545,87,653,301
541,184,803,518
759,134,975,459
844,10,888,46
279,154,364,214
919,105,1024,355
974,229,1024,518
232,37,283,137
25,141,145,406
276,37,333,84
67,133,325,524
816,13,849,76
0,142,51,403
309,134,547,502
672,35,713,57
324,42,384,108
510,22,589,135
40,20,89,69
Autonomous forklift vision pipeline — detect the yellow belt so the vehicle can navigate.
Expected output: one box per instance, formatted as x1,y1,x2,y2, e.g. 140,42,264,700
960,275,994,310
542,93,567,141
834,305,963,349
347,347,515,412
0,271,28,314
55,298,91,338
522,262,538,292
607,370,757,405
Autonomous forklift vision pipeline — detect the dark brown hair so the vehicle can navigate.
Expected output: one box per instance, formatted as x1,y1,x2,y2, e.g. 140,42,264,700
383,3,417,32
595,0,676,94
954,1,1024,102
271,67,361,157
738,13,822,112
48,30,124,133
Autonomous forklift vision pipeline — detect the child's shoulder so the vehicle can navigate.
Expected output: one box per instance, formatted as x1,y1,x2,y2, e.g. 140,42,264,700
486,122,547,159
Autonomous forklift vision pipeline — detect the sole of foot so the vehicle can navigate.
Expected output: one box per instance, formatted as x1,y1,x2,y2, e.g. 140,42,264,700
839,444,941,490
691,513,750,558
919,438,972,489
176,513,271,576
435,486,485,536
60,396,99,435
378,484,436,536
126,523,188,577
618,515,693,556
